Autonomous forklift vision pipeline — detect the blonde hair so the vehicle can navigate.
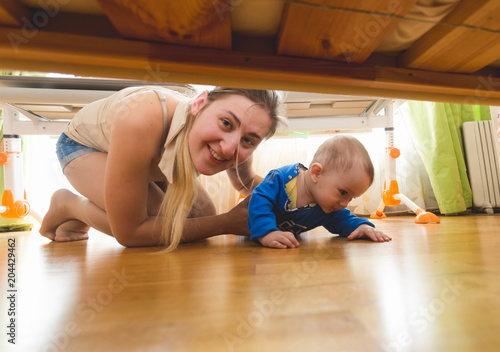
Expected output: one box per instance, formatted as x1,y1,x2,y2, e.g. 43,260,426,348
159,87,286,251
311,135,375,185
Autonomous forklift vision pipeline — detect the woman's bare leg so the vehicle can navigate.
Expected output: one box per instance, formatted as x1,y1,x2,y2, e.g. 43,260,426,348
39,189,106,241
40,152,111,241
40,153,220,243
40,152,164,241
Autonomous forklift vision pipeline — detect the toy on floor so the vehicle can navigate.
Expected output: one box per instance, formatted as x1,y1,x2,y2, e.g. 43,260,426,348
0,104,31,226
370,102,440,224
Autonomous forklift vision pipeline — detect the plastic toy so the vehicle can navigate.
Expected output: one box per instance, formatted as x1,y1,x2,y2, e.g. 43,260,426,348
0,105,30,220
370,102,440,224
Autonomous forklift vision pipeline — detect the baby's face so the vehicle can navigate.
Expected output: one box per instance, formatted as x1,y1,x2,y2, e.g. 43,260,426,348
311,163,371,213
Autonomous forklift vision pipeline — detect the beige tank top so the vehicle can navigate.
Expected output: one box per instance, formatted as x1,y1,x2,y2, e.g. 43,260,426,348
64,86,190,183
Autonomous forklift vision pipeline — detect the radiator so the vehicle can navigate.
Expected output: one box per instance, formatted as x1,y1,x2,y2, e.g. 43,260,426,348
463,120,500,213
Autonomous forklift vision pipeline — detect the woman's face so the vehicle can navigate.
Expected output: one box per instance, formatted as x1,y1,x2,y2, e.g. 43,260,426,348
188,92,272,175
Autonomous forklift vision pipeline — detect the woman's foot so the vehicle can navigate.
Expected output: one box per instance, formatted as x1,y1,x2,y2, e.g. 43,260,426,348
40,189,90,242
53,220,90,241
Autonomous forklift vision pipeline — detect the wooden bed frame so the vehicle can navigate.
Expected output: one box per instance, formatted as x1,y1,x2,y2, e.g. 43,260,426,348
1,0,500,105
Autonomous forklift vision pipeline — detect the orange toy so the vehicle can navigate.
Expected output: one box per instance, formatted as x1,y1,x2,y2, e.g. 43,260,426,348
0,106,31,220
370,102,439,224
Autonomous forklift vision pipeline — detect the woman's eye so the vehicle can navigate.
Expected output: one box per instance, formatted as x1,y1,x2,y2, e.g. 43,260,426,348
242,137,255,147
221,119,232,129
340,190,348,196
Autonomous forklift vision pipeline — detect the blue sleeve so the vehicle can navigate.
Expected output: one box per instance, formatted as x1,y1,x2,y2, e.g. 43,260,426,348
322,208,374,237
248,170,282,240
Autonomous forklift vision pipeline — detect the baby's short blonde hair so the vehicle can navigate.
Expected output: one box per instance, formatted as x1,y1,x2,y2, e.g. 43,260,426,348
311,135,374,185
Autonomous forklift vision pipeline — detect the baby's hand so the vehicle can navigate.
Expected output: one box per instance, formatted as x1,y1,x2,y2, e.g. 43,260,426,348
259,230,300,249
347,224,392,242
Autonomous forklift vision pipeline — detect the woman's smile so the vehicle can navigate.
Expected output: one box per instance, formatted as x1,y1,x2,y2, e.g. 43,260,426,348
208,145,227,163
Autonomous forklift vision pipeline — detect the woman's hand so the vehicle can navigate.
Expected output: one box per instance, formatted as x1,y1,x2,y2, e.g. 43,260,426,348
224,196,251,237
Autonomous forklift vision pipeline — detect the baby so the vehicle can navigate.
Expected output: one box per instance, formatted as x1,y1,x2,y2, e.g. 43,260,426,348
248,135,392,249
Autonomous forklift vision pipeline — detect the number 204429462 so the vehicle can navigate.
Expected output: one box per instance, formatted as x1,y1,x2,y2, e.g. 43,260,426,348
7,239,16,288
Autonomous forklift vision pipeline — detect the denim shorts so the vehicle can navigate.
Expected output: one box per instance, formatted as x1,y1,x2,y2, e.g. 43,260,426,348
56,133,102,171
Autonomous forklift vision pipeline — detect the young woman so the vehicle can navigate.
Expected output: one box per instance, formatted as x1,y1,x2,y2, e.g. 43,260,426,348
40,86,286,250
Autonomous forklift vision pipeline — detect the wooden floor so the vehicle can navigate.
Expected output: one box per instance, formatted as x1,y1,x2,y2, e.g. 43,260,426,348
1,214,500,352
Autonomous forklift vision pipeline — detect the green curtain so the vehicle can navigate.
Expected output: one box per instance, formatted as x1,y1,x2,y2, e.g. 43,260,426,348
405,102,491,214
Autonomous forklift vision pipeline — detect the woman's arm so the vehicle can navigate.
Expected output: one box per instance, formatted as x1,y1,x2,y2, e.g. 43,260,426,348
104,93,167,246
181,196,251,241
